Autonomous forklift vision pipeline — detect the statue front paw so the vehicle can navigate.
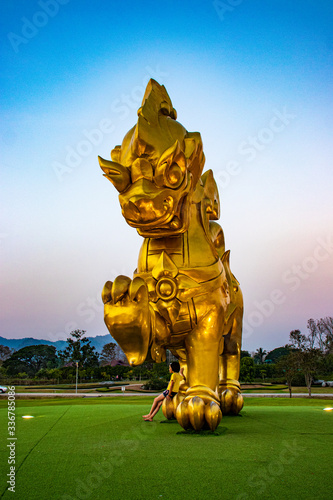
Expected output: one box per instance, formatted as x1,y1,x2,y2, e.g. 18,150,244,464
102,275,150,366
175,386,222,431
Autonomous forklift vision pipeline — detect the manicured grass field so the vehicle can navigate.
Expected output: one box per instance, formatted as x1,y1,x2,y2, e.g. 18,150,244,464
0,397,332,499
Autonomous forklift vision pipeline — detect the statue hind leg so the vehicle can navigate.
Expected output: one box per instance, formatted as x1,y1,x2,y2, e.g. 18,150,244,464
219,308,244,415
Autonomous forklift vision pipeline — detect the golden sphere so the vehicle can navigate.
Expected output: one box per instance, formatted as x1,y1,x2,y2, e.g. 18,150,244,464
159,281,173,296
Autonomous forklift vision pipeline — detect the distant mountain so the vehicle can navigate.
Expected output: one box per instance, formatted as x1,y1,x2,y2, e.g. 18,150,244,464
0,334,114,353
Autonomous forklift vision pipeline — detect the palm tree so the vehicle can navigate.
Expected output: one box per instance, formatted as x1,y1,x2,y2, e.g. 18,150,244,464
254,347,267,364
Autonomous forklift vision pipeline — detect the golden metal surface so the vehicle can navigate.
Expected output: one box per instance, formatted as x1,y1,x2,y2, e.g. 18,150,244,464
99,80,243,431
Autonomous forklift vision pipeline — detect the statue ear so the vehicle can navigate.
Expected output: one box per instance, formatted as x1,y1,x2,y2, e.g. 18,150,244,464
201,170,220,220
111,146,121,162
98,156,131,193
184,132,205,187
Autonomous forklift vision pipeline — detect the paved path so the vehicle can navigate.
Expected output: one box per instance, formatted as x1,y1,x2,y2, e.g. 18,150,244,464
1,392,159,397
1,392,333,398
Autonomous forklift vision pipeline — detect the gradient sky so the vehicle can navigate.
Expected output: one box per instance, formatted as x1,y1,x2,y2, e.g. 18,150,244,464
1,0,332,352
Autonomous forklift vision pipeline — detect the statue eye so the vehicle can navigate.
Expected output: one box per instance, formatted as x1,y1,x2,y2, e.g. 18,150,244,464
155,161,185,189
167,162,184,187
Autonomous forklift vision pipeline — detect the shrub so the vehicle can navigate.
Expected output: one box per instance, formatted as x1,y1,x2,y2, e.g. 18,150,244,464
143,374,169,390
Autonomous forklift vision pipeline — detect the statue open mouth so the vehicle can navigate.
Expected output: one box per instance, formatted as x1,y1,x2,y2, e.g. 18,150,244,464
121,193,185,230
122,201,174,228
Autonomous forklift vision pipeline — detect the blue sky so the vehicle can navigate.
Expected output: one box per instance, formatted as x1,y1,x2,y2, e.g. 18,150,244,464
1,0,332,352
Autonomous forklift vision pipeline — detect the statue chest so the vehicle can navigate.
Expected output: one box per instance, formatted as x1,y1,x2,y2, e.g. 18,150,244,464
137,228,218,273
138,234,186,272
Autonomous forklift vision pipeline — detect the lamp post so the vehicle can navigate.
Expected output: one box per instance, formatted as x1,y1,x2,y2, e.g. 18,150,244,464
75,361,79,394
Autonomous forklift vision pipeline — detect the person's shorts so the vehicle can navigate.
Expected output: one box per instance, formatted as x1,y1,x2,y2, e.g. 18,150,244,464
163,390,177,398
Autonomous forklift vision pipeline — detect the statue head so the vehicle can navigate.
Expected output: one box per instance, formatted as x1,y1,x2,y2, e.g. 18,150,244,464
98,79,205,237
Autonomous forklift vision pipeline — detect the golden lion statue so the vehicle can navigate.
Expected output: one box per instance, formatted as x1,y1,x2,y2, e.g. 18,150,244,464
98,80,243,431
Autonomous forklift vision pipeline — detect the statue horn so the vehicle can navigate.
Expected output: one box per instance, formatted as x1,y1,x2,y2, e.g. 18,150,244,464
98,156,131,193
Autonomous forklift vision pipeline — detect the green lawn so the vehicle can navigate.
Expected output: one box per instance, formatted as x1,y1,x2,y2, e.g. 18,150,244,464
0,397,332,499
10,382,333,394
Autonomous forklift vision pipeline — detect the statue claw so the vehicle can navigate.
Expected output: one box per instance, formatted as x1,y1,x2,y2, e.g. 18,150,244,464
112,275,131,303
176,397,222,431
220,387,244,415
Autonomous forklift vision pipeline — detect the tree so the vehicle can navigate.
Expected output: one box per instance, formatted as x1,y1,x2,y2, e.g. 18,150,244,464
276,352,299,398
288,329,323,397
240,357,255,383
59,330,99,368
0,345,12,366
3,345,58,377
320,317,333,353
259,367,267,381
307,317,333,354
254,347,267,364
265,346,291,364
100,342,117,366
35,367,62,381
143,362,170,390
289,329,307,350
299,348,322,396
